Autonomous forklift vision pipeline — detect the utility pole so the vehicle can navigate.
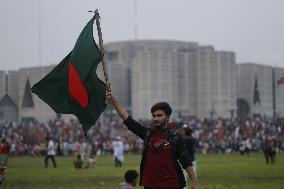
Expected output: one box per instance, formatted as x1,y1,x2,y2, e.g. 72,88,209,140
272,68,276,117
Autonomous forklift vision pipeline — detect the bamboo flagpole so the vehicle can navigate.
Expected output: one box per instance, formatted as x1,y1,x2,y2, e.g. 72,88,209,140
89,9,111,94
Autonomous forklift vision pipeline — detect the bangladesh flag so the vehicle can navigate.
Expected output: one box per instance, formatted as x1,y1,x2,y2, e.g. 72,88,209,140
31,16,106,133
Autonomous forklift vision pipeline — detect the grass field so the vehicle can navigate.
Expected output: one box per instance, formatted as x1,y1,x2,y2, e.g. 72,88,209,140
1,153,284,189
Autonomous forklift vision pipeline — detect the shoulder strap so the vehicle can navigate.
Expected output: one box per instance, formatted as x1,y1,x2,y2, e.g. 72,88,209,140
167,129,179,144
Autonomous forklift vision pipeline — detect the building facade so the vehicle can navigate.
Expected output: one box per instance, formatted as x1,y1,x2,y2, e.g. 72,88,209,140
105,40,237,119
237,63,284,117
130,40,199,118
17,66,56,121
1,40,284,122
0,71,19,121
195,46,237,118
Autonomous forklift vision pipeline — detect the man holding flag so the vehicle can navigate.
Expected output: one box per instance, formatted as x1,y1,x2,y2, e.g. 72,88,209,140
106,92,198,189
32,10,198,189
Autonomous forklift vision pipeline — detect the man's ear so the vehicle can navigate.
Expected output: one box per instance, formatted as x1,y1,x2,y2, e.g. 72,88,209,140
166,116,170,122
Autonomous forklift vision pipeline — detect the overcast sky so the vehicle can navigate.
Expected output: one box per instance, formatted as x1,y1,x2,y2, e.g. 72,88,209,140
0,0,283,71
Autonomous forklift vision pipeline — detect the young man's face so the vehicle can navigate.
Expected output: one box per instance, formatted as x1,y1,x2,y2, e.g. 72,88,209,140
151,109,169,128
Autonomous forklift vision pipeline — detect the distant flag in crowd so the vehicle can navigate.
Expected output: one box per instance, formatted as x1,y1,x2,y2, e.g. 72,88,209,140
253,75,261,105
31,15,107,134
277,76,284,85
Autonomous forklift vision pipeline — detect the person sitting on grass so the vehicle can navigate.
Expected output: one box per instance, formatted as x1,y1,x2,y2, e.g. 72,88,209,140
73,154,83,169
120,170,139,189
84,155,96,169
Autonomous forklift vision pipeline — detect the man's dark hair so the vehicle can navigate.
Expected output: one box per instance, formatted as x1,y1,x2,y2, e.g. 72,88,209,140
151,102,172,116
124,170,139,183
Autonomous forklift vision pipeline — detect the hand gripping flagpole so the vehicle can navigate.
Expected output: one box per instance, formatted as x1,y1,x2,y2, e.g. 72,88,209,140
90,10,111,103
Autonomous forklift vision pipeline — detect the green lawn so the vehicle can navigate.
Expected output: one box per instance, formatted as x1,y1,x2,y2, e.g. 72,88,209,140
1,153,284,189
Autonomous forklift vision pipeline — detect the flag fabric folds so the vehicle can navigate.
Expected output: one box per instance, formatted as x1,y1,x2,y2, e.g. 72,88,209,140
31,16,106,133
253,75,261,105
277,76,284,85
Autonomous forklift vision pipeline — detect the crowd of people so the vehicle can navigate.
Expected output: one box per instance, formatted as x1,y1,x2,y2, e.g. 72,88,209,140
0,115,283,159
181,116,283,156
0,112,283,188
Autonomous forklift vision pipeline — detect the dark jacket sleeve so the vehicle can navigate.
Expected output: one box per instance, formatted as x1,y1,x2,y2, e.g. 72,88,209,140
183,137,195,162
123,116,147,140
176,134,193,169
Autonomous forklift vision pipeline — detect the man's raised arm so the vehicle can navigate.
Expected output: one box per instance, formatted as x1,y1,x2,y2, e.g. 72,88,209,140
106,92,129,120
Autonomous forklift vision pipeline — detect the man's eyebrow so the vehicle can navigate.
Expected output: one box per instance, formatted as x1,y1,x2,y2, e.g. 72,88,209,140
153,113,162,116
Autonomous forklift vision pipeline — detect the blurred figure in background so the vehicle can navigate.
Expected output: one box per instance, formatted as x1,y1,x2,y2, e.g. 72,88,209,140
0,138,10,184
0,139,10,170
44,136,57,168
262,135,277,164
269,136,277,164
84,155,96,169
73,154,83,169
183,127,197,189
112,136,124,167
0,139,10,155
245,137,252,156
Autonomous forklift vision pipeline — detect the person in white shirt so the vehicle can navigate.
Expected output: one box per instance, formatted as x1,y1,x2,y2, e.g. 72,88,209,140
112,136,124,167
44,136,57,168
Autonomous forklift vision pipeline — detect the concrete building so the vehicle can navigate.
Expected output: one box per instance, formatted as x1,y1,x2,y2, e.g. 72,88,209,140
104,42,133,111
196,46,237,118
18,65,57,121
130,40,199,118
7,71,19,105
0,71,19,122
106,40,236,119
1,40,284,122
237,63,284,117
0,71,5,99
0,94,18,122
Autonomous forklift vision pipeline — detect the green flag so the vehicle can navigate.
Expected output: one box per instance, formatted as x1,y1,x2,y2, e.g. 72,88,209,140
31,16,106,133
